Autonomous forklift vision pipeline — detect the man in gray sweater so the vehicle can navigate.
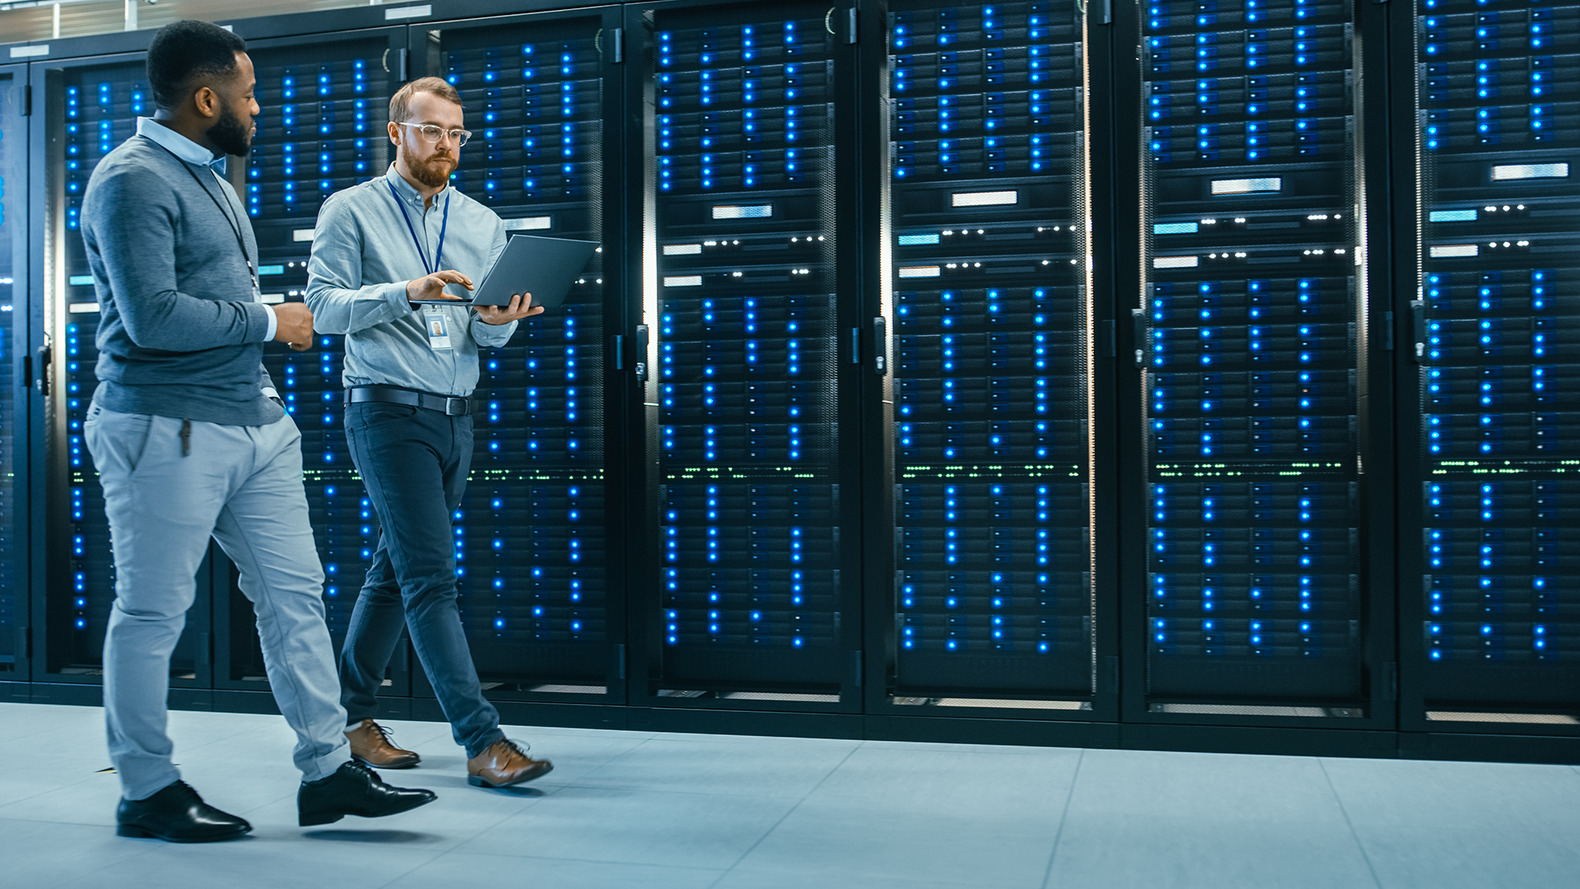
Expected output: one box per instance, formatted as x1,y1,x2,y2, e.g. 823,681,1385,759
81,19,434,842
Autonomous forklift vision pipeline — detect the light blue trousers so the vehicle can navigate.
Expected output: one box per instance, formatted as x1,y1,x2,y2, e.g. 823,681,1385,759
84,398,349,801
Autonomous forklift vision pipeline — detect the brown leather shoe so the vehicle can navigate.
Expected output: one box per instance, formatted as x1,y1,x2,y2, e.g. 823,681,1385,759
345,719,420,769
467,739,552,788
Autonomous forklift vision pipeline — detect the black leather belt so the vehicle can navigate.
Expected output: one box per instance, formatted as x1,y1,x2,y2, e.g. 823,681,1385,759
346,386,470,416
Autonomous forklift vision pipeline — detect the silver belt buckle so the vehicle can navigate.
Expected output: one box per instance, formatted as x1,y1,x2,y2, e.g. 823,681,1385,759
446,396,466,415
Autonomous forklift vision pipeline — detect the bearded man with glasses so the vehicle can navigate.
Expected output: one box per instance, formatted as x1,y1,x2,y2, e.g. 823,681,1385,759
306,76,552,789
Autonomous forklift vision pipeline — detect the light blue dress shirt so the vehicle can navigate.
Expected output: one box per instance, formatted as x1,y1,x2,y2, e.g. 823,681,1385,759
305,165,516,397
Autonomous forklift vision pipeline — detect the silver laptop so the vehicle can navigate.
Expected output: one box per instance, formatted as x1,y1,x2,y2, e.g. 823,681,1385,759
411,233,598,310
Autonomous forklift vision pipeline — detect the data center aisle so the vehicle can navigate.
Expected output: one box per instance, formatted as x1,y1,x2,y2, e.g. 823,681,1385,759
0,701,1575,889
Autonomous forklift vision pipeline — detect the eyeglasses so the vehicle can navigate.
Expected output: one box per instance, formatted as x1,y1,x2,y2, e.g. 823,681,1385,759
397,121,472,147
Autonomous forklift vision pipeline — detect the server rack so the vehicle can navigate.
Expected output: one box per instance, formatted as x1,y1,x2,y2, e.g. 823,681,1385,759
0,0,1571,761
1124,0,1387,723
0,63,27,687
1400,0,1580,732
875,0,1104,717
403,4,628,707
214,25,407,698
627,0,866,711
31,49,218,695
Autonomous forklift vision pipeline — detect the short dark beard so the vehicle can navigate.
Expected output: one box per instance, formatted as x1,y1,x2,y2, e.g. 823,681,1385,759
208,98,251,157
401,140,455,189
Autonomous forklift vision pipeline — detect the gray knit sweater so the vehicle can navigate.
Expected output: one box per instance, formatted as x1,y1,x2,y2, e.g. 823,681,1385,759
81,133,282,426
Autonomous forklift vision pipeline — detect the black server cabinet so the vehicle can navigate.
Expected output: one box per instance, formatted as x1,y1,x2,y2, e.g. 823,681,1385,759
0,64,27,686
628,0,865,707
1127,0,1382,717
404,5,626,701
32,51,216,692
216,26,405,695
878,1,1101,710
1402,0,1580,728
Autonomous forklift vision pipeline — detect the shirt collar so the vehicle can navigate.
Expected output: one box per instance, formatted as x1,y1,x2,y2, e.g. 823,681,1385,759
383,163,448,208
137,117,226,173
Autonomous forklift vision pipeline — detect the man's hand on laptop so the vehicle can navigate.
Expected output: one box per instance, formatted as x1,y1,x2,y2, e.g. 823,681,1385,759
477,292,544,325
407,269,473,305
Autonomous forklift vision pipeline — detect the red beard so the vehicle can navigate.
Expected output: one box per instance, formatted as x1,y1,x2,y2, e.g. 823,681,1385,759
404,146,456,188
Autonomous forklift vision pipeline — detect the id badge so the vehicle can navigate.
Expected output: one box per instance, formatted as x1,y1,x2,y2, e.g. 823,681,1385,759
424,309,453,351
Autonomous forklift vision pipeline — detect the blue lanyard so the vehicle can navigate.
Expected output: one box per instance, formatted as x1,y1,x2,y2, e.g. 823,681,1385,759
388,181,449,275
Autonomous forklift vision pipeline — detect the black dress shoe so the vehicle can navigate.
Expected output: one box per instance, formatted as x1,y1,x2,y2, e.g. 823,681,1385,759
298,760,436,827
116,780,252,843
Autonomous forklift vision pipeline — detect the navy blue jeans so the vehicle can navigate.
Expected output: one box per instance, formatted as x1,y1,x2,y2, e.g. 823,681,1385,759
340,401,504,758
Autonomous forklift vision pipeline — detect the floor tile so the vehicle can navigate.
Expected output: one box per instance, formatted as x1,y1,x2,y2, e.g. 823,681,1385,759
800,741,1080,817
568,735,858,800
1046,749,1379,889
715,867,986,889
457,785,798,870
1321,757,1580,889
732,798,1057,888
0,817,153,889
50,830,449,889
734,743,1080,889
387,849,723,889
0,702,101,744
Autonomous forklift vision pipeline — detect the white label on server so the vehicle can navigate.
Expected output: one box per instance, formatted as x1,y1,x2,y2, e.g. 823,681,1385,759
712,204,773,220
951,190,1018,207
1491,163,1568,181
384,5,432,20
1211,177,1282,195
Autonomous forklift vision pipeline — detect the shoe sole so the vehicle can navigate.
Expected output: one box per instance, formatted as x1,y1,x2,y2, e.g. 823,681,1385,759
115,823,252,843
298,792,436,827
467,762,553,788
297,810,345,827
350,752,421,770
